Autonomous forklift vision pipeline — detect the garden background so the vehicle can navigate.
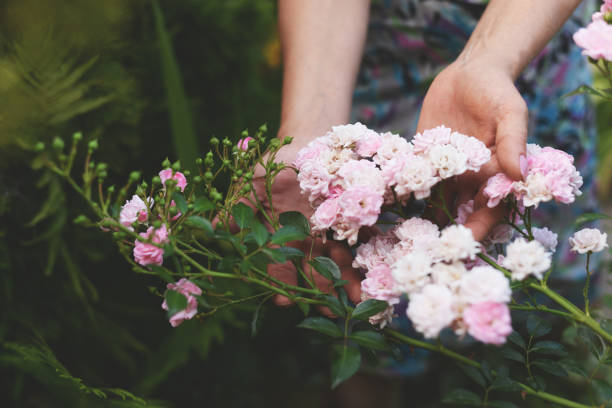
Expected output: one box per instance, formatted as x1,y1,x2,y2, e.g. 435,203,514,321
1,1,610,407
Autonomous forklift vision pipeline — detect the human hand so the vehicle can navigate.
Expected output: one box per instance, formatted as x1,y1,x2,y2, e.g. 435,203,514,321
417,59,528,240
250,136,362,312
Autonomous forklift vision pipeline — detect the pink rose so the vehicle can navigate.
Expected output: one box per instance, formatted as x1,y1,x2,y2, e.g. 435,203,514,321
159,169,188,192
161,278,202,327
573,20,612,61
237,137,254,151
463,301,512,345
311,197,339,231
355,132,383,157
338,186,383,227
133,224,169,266
455,200,474,225
484,173,515,207
120,195,152,228
361,265,400,304
412,125,452,154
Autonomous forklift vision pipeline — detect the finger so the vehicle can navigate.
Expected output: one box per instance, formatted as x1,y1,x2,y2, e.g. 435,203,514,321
268,260,298,306
326,241,362,304
495,103,528,181
464,204,506,242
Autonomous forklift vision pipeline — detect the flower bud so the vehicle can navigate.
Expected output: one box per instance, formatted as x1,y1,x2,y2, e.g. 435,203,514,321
187,203,194,211
113,231,126,240
237,137,254,151
100,218,115,228
59,154,67,163
96,163,108,172
241,129,249,138
152,220,162,229
244,171,253,180
231,175,239,182
169,206,178,216
269,138,280,148
183,170,191,177
129,171,141,182
283,136,293,145
88,139,99,151
605,11,612,23
164,178,177,188
195,158,203,165
210,137,220,146
242,184,251,193
98,170,108,179
33,142,45,152
52,137,65,151
184,265,191,273
89,162,96,170
235,169,243,176
222,138,232,147
72,132,83,142
277,163,285,171
73,214,91,225
162,158,171,168
259,123,267,133
204,171,213,181
222,159,230,167
152,176,161,185
107,185,115,194
204,157,214,167
171,161,181,172
140,181,148,189
193,175,202,184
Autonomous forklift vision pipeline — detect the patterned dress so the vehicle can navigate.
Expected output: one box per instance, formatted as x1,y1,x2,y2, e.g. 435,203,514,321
350,0,599,375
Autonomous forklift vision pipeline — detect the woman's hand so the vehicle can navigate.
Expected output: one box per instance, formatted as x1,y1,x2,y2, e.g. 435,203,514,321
417,60,528,240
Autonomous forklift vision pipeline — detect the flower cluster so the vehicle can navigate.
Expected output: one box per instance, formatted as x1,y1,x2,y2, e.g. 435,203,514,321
354,218,513,344
573,0,612,61
120,168,189,267
484,144,583,208
296,123,490,245
161,278,202,327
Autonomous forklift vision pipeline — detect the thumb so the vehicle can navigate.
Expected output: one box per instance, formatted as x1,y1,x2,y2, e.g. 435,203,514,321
495,103,528,181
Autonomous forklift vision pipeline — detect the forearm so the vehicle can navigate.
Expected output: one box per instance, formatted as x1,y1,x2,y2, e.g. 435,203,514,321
458,0,582,79
278,0,370,144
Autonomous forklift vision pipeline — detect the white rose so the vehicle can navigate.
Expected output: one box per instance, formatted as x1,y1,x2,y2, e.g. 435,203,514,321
458,266,511,305
569,228,608,254
437,225,480,262
391,252,432,295
502,238,551,281
427,144,468,179
431,261,467,292
407,284,455,339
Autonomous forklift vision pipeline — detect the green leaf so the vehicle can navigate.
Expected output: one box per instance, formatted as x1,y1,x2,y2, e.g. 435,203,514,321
490,371,520,392
351,299,389,321
184,216,213,236
526,315,552,338
262,248,286,263
532,359,568,377
349,331,389,351
270,225,308,245
165,290,187,317
330,345,361,389
250,220,269,246
279,211,311,235
232,202,254,229
500,347,524,363
309,256,341,281
297,302,310,317
171,191,188,214
574,212,612,226
277,247,304,260
251,294,272,338
152,0,199,171
193,196,214,212
508,331,526,350
592,378,612,403
322,295,346,317
297,317,343,338
441,389,481,406
149,265,175,283
559,359,587,377
480,361,493,383
531,341,568,357
459,364,486,389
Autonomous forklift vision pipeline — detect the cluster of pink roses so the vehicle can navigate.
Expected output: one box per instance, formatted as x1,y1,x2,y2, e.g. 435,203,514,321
353,218,513,345
484,144,583,208
573,0,612,61
119,168,188,267
295,123,490,245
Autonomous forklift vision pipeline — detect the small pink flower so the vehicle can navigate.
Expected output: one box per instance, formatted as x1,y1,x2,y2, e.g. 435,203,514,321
338,186,383,227
356,132,383,157
573,19,612,61
412,125,452,153
455,200,474,225
361,265,400,304
463,301,512,345
237,137,254,151
161,278,202,327
159,169,188,192
484,173,515,207
310,197,340,231
120,195,152,228
133,224,169,266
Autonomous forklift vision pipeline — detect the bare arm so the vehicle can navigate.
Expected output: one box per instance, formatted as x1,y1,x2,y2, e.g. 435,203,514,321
418,0,583,240
278,0,370,144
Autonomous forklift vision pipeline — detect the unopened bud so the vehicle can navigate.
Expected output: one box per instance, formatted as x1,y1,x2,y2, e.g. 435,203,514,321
241,129,249,138
52,137,65,151
152,176,161,185
259,123,268,133
269,138,280,148
162,158,171,168
88,139,99,151
152,220,162,229
73,215,91,225
210,137,220,146
171,161,181,172
283,136,293,145
34,142,45,152
169,206,179,216
222,138,232,147
204,171,214,181
107,185,115,194
72,132,83,142
129,171,141,181
193,176,202,184
195,158,203,165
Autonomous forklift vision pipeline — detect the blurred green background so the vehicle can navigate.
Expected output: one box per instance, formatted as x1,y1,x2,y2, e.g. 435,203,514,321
0,1,610,407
